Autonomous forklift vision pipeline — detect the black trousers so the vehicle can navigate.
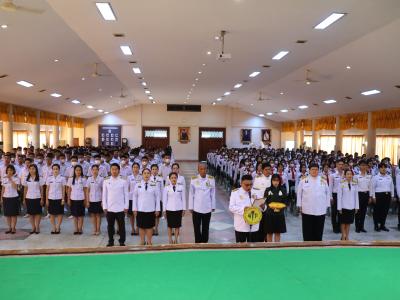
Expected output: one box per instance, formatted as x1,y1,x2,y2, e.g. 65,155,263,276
235,231,256,243
398,198,400,226
355,191,369,230
192,211,211,243
106,211,126,244
302,213,325,241
331,193,339,232
373,192,391,228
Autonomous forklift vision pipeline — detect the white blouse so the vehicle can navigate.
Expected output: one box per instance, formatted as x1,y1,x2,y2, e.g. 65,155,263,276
2,176,20,198
46,175,66,200
67,177,87,201
162,184,186,212
23,177,45,199
86,176,103,202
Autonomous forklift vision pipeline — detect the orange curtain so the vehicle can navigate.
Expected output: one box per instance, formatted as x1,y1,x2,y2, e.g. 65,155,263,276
13,105,38,124
0,103,9,122
296,119,312,131
339,113,368,130
40,111,58,126
281,122,294,132
59,114,72,128
315,116,336,131
73,117,84,128
372,109,400,129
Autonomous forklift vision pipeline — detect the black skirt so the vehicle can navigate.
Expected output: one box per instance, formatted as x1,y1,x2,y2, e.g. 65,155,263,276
166,210,183,228
48,199,64,215
127,200,133,216
339,209,355,224
264,212,287,234
88,201,103,214
70,200,85,217
26,198,42,215
137,211,155,229
3,197,19,217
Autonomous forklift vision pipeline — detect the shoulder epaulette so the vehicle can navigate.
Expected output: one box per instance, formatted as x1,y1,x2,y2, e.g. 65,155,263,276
232,188,239,192
191,176,197,179
207,175,214,179
105,176,110,180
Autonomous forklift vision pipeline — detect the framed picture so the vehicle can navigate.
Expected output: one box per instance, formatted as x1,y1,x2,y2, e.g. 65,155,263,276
261,129,271,143
98,125,122,147
178,127,190,143
240,129,252,144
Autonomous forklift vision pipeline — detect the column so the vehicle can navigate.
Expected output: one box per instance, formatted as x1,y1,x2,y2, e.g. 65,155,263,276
68,117,74,146
31,110,40,149
366,112,376,157
312,119,319,150
53,114,60,148
45,128,50,146
299,128,304,147
2,104,13,152
293,121,298,149
335,116,343,152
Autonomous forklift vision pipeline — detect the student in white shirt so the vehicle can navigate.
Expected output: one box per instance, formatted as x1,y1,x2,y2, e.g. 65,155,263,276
163,172,186,244
86,165,104,235
46,164,66,234
127,163,142,236
67,165,87,235
133,168,161,245
1,165,21,234
337,169,359,240
150,163,164,235
23,164,44,234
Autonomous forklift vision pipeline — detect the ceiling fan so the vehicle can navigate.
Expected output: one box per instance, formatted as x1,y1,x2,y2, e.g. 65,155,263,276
91,63,110,78
295,69,320,85
0,0,44,14
257,91,272,102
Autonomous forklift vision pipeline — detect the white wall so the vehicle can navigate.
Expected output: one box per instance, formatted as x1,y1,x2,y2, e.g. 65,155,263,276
85,104,281,160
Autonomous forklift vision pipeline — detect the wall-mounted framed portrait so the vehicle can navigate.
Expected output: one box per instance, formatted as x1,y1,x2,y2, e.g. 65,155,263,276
261,129,271,143
178,127,190,143
240,129,252,144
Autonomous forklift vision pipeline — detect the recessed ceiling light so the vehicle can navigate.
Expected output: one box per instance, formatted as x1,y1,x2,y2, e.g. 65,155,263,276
145,90,151,94
195,78,199,81
16,80,34,88
81,77,85,81
151,100,156,104
95,2,116,21
216,98,222,102
198,71,202,74
110,95,113,98
250,103,254,106
234,83,242,89
361,89,381,96
142,82,147,86
87,105,94,109
120,45,133,55
1,24,8,29
280,92,284,95
148,96,154,100
53,59,59,62
298,105,308,109
224,91,231,96
71,99,80,104
202,63,206,66
280,109,289,113
192,84,196,87
272,51,289,60
207,51,212,55
306,81,311,85
266,112,273,116
212,102,216,105
258,114,264,117
214,36,220,40
346,65,351,69
97,109,104,113
104,111,109,114
50,93,62,98
314,13,346,30
98,88,102,92
249,71,260,78
323,99,336,104
132,67,141,74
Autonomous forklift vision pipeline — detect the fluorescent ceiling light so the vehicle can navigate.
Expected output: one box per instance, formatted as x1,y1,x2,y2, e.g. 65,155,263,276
216,98,222,102
16,80,33,88
258,114,264,117
1,24,8,29
198,71,202,74
249,71,260,78
346,65,351,69
224,91,231,96
212,102,216,105
87,105,94,109
207,51,212,55
314,13,345,30
71,99,80,104
234,83,242,89
266,112,273,116
120,45,133,55
142,82,147,86
104,111,109,114
132,67,141,74
298,105,308,109
361,89,381,96
95,2,116,21
145,90,151,94
97,109,104,113
50,93,62,98
272,51,289,60
280,109,288,113
323,99,336,104
148,96,154,100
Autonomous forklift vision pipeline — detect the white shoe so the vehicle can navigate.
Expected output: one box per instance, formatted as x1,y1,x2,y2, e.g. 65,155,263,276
68,215,74,219
23,214,30,218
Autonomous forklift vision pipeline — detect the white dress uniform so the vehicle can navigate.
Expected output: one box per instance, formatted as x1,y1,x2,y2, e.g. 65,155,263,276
328,170,344,232
41,163,53,183
67,176,86,217
163,183,186,228
159,164,172,182
2,175,21,217
371,173,394,229
165,174,186,188
337,179,359,223
23,176,45,215
188,174,216,243
296,175,330,241
150,174,164,197
252,174,271,199
80,161,91,177
46,175,66,200
132,180,161,212
119,164,132,179
395,167,400,199
87,164,108,178
86,176,104,214
354,172,372,231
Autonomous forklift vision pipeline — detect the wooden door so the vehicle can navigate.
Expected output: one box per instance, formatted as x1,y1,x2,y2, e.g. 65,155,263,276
198,127,226,161
142,127,170,150
72,138,79,147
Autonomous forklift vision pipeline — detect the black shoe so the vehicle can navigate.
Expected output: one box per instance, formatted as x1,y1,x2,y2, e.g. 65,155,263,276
5,230,12,234
380,226,389,232
51,231,56,234
374,226,381,232
355,229,360,233
29,231,35,234
398,225,400,231
106,242,114,247
360,229,367,233
73,231,79,235
119,243,126,246
333,230,340,234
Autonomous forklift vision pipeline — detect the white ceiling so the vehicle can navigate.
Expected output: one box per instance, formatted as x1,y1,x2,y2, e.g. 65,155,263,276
1,0,400,121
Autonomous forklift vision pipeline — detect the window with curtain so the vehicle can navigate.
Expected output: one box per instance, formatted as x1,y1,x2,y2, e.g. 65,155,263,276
13,131,28,148
304,135,312,147
40,132,47,147
320,135,336,152
376,136,400,163
342,135,365,155
49,132,54,147
285,141,295,150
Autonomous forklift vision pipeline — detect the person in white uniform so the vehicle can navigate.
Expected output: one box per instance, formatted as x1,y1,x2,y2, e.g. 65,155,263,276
337,169,359,240
163,172,186,244
45,164,66,234
22,164,44,234
188,162,216,243
102,163,129,247
229,174,260,243
150,163,164,235
396,159,400,230
67,165,87,235
354,160,372,233
133,168,161,245
1,165,21,234
297,163,330,241
86,164,104,235
127,162,142,236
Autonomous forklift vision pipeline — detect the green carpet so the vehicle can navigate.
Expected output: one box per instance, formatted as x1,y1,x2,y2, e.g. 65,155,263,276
0,248,399,300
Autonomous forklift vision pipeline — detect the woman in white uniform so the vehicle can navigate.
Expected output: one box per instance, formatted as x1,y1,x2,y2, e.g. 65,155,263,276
86,164,104,235
127,162,141,235
67,165,87,235
23,164,44,234
163,172,186,244
46,164,66,234
337,169,359,240
1,165,21,234
133,168,161,245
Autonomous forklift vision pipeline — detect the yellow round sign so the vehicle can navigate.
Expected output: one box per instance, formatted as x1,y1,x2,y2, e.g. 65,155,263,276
243,206,262,225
